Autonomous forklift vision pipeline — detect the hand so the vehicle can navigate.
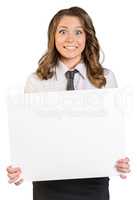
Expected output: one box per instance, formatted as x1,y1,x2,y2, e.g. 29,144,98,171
115,157,130,179
7,166,24,185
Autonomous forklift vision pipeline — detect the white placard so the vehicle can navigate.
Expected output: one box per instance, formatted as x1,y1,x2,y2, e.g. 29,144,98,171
7,88,126,181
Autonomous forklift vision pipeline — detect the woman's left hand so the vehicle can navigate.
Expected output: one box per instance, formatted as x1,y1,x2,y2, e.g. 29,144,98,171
115,157,131,179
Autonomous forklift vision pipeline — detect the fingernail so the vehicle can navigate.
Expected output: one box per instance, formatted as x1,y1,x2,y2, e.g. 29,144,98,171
126,157,129,161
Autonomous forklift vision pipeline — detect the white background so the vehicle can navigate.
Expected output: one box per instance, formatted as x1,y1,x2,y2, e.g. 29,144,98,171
0,0,137,199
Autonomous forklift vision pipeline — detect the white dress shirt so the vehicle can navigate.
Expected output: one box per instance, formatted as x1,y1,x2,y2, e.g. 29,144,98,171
24,61,117,93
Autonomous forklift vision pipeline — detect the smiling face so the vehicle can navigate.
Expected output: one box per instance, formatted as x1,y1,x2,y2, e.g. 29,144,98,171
55,16,86,68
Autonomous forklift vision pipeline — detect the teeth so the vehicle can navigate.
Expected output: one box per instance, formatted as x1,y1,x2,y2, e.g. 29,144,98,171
64,46,77,50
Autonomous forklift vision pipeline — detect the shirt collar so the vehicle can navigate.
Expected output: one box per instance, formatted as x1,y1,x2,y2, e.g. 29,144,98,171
57,60,87,79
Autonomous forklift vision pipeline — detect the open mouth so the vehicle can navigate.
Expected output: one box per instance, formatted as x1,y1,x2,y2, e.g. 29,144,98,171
64,46,78,50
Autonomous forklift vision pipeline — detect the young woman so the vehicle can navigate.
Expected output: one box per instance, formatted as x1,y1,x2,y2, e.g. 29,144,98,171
7,6,130,200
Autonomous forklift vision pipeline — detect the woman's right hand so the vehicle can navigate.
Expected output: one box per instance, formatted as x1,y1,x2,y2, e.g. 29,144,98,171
6,166,24,185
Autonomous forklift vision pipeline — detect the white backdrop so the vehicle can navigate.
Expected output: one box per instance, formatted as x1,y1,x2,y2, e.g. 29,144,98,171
0,0,137,199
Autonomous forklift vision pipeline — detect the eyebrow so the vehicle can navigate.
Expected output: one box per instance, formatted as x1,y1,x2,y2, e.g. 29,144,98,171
57,26,83,29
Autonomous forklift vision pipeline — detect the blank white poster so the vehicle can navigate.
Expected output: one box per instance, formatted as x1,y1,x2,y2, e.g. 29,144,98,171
7,88,126,181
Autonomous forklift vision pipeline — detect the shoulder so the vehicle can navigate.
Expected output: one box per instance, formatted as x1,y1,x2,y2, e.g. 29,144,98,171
24,73,43,93
26,73,41,83
24,72,60,93
103,68,118,88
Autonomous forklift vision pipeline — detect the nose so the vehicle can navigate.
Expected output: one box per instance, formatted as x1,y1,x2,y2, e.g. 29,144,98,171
66,32,75,42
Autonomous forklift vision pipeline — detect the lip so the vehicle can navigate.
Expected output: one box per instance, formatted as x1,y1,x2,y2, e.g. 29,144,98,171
64,46,78,49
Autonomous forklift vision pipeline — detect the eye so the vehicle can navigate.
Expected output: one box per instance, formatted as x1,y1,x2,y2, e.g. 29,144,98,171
58,29,67,35
75,30,83,35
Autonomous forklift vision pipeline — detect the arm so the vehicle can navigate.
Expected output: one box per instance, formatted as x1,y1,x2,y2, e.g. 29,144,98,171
105,69,131,178
7,73,37,185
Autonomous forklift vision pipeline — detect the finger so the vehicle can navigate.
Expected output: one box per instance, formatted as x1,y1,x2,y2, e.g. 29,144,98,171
7,167,21,174
6,166,13,173
7,171,21,179
8,175,22,184
120,174,127,179
116,164,130,172
117,157,130,164
125,157,130,162
7,167,21,173
7,165,12,170
116,166,131,173
14,178,24,186
116,162,130,169
117,160,128,164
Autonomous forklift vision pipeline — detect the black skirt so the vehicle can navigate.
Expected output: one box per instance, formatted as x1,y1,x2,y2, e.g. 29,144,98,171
33,177,109,200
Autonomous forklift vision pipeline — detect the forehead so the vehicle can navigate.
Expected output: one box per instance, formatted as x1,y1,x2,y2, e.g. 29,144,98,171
57,16,83,28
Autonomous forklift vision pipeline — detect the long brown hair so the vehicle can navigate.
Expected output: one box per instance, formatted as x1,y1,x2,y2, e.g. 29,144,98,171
36,6,106,88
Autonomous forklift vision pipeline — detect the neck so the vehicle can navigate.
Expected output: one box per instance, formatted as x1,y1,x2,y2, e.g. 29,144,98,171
60,56,81,70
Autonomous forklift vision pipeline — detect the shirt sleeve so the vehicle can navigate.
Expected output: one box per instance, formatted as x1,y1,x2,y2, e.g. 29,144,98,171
24,73,39,93
104,68,118,88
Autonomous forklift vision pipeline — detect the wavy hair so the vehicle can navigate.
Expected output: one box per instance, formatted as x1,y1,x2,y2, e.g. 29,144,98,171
36,6,106,88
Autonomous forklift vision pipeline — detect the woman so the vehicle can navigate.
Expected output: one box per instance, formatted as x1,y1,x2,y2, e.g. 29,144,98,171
7,6,130,200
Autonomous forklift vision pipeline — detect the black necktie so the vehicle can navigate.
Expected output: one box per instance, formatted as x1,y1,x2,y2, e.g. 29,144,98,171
65,69,78,90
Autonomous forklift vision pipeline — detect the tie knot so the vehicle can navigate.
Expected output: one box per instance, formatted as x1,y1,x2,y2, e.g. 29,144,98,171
65,69,78,80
